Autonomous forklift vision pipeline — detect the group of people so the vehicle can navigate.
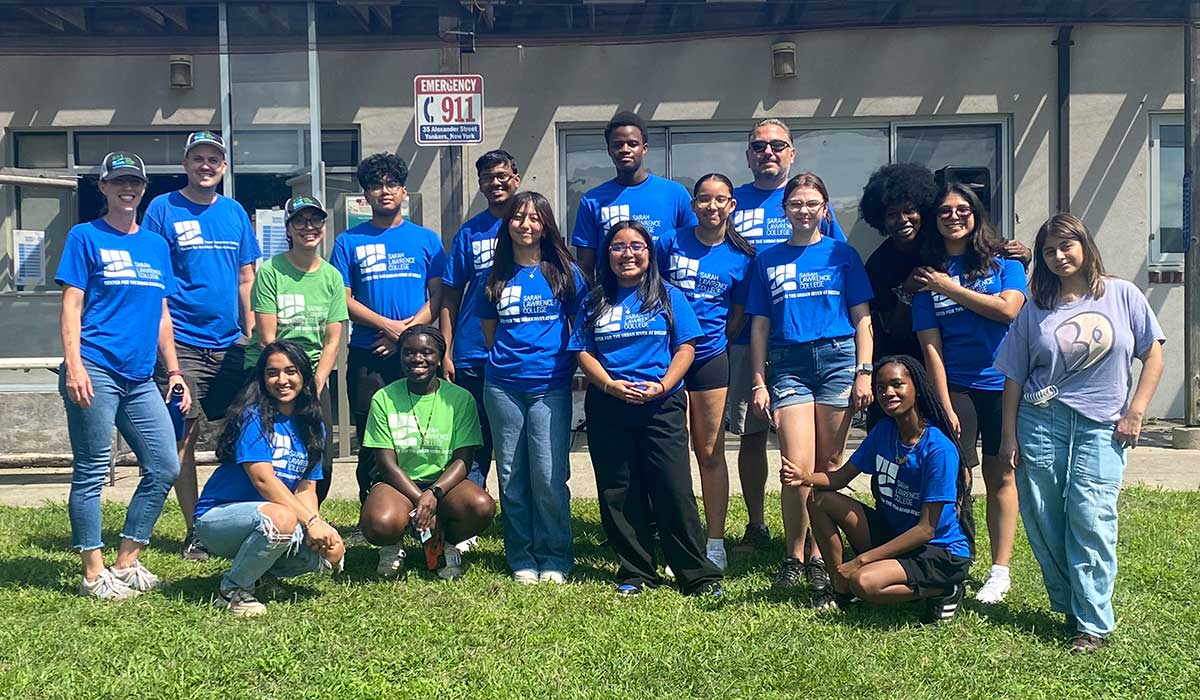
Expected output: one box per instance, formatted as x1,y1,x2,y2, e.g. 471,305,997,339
56,116,1164,653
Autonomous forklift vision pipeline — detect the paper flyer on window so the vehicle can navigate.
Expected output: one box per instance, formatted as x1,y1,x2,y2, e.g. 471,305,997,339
12,229,45,288
255,209,288,260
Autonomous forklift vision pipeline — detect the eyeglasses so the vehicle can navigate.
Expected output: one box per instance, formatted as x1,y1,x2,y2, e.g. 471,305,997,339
694,195,732,207
749,139,792,153
609,242,648,254
366,181,403,194
784,200,825,212
290,216,326,230
937,205,974,219
478,172,514,185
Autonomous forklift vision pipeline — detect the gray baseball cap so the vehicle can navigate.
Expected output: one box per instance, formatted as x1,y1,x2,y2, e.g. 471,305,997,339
184,130,227,156
99,152,148,182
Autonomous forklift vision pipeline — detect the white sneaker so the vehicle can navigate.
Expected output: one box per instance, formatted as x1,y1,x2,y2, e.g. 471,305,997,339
513,569,539,585
974,567,1012,604
377,544,406,578
217,587,267,617
438,545,464,580
78,569,140,600
539,571,566,584
706,539,728,572
455,536,478,553
108,561,162,592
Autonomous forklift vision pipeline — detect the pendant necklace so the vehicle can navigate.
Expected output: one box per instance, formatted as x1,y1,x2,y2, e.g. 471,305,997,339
895,422,926,465
404,380,440,449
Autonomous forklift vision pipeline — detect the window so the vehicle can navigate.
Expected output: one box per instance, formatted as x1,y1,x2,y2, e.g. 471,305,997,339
1150,115,1185,268
75,131,193,166
896,123,1003,224
14,132,68,168
561,129,666,235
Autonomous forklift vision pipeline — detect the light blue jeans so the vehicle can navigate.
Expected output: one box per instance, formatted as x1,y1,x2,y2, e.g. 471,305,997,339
61,358,180,551
483,382,574,574
1016,399,1126,637
195,501,325,591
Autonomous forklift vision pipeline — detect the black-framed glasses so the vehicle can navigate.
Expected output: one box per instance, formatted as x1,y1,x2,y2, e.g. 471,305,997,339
478,172,514,185
749,139,792,153
290,216,326,230
609,242,648,254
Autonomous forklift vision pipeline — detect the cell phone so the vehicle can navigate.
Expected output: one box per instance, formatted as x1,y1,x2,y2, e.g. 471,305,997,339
408,509,432,544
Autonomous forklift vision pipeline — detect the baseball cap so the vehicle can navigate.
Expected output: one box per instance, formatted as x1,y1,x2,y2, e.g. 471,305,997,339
284,195,328,222
99,152,148,182
184,130,227,157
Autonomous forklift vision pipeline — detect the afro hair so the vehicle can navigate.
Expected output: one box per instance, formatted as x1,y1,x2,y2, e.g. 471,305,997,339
858,163,937,236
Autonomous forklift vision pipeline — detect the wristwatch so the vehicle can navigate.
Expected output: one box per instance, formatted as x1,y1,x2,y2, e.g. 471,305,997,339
429,485,445,502
854,363,874,376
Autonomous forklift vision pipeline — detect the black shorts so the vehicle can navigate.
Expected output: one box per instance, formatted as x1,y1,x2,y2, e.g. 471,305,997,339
155,340,249,422
684,350,729,392
949,386,1003,468
866,507,971,597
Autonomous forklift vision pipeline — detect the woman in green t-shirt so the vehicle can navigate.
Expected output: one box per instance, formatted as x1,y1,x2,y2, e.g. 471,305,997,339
246,195,349,503
358,325,496,580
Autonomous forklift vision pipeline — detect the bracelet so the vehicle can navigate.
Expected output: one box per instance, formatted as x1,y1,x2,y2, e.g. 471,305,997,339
304,514,320,529
167,369,184,378
604,380,613,395
751,384,767,391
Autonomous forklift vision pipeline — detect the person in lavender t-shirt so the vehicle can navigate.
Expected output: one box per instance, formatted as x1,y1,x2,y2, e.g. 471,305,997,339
994,214,1165,655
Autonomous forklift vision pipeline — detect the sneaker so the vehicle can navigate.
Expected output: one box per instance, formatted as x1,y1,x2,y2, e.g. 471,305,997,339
437,545,464,580
216,587,267,617
812,589,859,611
924,582,966,624
616,582,643,596
346,526,367,546
706,539,728,572
804,558,831,592
733,523,771,552
376,544,406,578
513,569,539,585
318,555,345,576
455,536,479,553
664,565,675,579
108,561,162,592
772,557,805,589
182,533,209,562
539,571,566,584
691,581,724,599
78,569,140,600
1069,632,1109,654
974,566,1012,604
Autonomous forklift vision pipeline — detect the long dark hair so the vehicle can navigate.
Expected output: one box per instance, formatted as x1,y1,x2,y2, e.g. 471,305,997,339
922,182,1002,282
692,173,756,259
585,220,673,333
1030,213,1107,311
216,340,325,476
486,191,578,303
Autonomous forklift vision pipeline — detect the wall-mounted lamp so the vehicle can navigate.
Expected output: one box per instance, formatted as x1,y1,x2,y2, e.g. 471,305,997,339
771,41,796,79
169,54,193,89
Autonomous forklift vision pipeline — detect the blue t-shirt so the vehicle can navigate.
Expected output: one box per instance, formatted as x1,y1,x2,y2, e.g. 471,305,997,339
567,284,702,396
744,237,873,347
330,220,448,350
55,220,177,382
912,256,1027,391
849,420,970,558
655,226,753,362
570,174,697,252
442,210,500,369
143,192,260,348
477,263,588,392
194,412,323,520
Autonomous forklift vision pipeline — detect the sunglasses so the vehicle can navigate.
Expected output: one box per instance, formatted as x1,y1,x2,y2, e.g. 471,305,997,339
749,139,792,153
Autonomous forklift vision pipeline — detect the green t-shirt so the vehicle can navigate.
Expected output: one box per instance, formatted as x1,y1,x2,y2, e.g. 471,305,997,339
245,254,349,369
362,378,483,483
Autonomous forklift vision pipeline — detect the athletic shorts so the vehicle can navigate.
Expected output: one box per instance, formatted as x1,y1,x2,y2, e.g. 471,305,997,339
684,350,729,392
866,506,971,597
949,386,1004,468
725,343,769,436
766,336,855,410
155,340,249,422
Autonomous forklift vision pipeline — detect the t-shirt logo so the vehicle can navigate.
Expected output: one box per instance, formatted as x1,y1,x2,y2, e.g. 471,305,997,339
767,263,797,301
733,208,765,238
355,243,388,274
498,286,522,318
472,238,496,268
387,413,420,449
173,220,204,247
874,453,920,516
595,306,623,333
932,275,962,313
600,205,631,229
100,249,136,279
277,294,306,323
668,254,699,290
1054,311,1115,373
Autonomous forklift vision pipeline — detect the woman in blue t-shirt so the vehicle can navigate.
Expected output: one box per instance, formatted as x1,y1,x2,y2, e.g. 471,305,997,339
655,173,755,571
194,340,344,617
55,152,189,600
745,172,874,593
568,221,722,598
911,182,1027,604
789,355,971,623
478,191,587,584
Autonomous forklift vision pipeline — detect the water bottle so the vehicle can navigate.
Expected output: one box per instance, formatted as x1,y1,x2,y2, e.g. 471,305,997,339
167,383,186,441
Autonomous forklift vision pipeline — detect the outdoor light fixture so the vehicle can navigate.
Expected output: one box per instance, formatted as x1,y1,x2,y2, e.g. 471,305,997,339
772,41,796,79
169,54,193,89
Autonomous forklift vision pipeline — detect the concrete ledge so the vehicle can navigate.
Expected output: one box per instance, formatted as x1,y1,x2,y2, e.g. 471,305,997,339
1172,426,1200,450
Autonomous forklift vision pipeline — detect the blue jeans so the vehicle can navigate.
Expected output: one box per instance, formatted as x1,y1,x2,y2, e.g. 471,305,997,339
456,367,494,488
61,358,181,551
483,382,574,574
1016,400,1126,637
195,501,324,591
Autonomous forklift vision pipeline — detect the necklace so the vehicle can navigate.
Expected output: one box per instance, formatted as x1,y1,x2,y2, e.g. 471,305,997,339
404,379,440,449
894,422,926,465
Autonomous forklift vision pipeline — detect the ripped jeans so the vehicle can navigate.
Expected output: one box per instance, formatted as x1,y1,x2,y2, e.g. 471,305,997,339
195,502,325,592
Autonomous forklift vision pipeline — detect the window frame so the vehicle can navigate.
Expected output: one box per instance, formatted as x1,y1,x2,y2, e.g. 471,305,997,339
1149,112,1185,270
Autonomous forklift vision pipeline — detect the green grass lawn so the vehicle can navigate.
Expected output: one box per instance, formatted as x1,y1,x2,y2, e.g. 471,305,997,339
1,488,1198,700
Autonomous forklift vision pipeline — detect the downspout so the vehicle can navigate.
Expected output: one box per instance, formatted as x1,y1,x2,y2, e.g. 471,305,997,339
1053,25,1074,213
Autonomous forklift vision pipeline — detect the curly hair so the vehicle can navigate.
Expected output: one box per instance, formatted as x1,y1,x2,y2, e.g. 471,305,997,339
356,152,409,189
859,163,937,235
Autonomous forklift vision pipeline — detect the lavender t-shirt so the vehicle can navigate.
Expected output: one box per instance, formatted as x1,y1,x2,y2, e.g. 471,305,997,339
993,278,1165,424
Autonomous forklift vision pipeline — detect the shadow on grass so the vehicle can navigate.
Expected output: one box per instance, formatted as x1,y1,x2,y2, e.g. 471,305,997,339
0,555,77,591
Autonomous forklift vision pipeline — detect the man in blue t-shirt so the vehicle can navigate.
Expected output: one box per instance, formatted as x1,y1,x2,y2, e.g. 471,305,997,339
571,111,696,279
330,153,446,503
440,149,522,489
144,131,260,562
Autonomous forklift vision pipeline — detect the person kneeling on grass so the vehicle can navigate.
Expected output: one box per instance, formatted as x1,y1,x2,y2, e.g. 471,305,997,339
784,355,972,623
194,340,345,617
358,325,496,580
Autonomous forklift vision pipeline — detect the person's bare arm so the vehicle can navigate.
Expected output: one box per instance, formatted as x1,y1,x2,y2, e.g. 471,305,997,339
912,266,1024,324
157,300,192,414
255,312,278,348
853,501,944,565
440,286,464,381
60,287,93,408
918,327,959,438
314,320,343,397
1114,340,1166,448
238,263,256,337
726,304,747,340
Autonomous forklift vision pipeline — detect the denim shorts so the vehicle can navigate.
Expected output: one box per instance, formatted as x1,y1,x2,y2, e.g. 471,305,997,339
767,336,856,409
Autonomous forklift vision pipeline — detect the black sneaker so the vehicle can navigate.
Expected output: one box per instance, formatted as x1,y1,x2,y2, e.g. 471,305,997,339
772,557,805,589
691,581,724,600
733,523,771,552
812,589,857,610
804,558,831,592
924,582,965,624
1068,632,1109,654
182,532,209,562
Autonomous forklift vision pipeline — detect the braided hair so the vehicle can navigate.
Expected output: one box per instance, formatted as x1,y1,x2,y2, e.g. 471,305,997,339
398,324,447,378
